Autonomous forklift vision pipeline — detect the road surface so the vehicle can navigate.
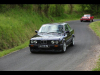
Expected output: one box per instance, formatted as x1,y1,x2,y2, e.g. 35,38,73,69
0,19,100,71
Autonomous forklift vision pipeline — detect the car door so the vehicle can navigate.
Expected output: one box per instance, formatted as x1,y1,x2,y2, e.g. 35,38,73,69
66,24,73,44
64,24,71,45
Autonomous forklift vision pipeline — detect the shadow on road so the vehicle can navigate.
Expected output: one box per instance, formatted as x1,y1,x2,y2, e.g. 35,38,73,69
29,45,76,55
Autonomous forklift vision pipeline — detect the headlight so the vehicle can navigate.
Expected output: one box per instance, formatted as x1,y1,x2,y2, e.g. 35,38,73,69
31,40,37,44
51,40,59,44
55,41,58,44
51,41,54,44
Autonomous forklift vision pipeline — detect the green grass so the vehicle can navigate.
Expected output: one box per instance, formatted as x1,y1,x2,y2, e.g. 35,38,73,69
0,8,52,57
89,21,100,38
0,40,29,57
89,21,100,71
92,58,100,71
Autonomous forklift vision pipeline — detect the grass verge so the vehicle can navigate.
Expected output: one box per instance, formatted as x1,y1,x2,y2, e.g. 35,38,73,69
0,41,29,57
89,21,100,71
89,21,100,38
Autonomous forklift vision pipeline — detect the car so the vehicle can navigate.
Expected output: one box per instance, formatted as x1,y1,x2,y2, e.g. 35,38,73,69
29,23,75,53
80,14,94,22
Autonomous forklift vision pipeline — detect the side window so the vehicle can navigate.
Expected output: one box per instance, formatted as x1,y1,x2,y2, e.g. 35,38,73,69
67,24,72,31
65,24,69,31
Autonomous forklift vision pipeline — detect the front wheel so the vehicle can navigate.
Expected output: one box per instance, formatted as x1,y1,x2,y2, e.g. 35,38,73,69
89,19,93,22
80,20,83,22
62,42,67,53
30,48,39,53
71,37,74,46
30,49,34,53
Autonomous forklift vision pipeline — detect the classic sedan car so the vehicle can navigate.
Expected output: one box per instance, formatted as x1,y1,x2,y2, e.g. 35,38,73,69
80,14,94,22
29,23,75,53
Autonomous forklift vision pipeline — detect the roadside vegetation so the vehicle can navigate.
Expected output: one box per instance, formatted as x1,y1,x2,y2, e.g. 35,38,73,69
89,21,100,71
89,21,100,38
0,4,100,60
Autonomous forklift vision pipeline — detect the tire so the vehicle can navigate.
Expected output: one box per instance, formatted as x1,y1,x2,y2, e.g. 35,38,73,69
30,50,34,53
62,42,67,53
80,20,82,22
30,48,39,53
92,19,93,22
71,37,74,46
89,19,92,22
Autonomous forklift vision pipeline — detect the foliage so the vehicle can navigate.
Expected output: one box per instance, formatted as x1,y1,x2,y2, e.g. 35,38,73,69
89,21,100,71
79,4,100,15
1,4,100,16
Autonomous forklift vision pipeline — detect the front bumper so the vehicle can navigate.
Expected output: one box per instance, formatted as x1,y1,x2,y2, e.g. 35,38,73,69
29,44,63,52
80,18,90,21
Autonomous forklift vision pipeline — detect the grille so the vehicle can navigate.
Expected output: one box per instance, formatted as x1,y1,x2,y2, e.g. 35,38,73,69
40,40,51,44
41,40,47,44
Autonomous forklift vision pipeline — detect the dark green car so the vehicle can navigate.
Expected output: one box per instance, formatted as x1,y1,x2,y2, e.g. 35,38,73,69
29,23,75,53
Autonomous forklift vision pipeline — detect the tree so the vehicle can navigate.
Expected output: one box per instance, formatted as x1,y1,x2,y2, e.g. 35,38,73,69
80,4,100,15
69,4,73,14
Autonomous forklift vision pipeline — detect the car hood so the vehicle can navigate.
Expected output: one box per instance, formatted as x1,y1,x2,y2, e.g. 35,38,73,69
31,33,64,40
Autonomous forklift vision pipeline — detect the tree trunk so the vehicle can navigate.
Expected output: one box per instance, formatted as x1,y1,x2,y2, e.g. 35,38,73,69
69,4,73,14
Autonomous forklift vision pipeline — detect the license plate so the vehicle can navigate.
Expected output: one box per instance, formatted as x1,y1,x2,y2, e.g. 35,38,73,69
38,45,49,48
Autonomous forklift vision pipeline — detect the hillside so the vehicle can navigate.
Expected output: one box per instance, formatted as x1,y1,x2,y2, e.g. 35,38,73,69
0,8,52,51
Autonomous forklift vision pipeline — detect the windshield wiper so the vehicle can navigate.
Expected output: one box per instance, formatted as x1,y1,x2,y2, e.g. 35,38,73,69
39,32,46,33
47,32,57,34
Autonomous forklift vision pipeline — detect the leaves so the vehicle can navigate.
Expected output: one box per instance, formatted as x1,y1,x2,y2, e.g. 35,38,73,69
80,4,100,15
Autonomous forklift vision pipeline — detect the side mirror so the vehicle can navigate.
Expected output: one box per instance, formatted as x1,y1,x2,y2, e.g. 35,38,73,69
64,31,69,36
66,31,69,33
35,30,38,33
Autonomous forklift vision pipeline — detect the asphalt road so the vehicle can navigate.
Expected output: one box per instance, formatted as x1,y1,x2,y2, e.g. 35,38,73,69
0,19,100,71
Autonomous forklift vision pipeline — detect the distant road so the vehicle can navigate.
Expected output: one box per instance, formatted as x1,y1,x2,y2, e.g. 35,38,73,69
0,19,100,71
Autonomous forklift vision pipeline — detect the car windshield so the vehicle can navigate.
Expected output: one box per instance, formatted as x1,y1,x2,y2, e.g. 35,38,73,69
84,15,90,17
38,24,63,33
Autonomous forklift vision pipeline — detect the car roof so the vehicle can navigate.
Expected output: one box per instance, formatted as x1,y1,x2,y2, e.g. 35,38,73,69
42,23,68,26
